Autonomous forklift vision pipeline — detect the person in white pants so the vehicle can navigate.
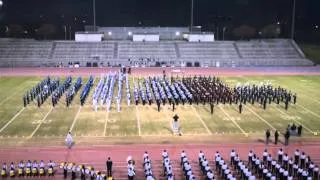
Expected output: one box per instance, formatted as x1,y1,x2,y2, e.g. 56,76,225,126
65,132,73,149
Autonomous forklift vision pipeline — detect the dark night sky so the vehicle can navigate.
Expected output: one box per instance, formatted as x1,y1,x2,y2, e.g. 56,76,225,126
0,0,319,39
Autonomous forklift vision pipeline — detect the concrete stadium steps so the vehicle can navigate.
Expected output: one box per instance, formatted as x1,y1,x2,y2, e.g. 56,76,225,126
52,41,115,62
0,38,314,67
118,41,177,59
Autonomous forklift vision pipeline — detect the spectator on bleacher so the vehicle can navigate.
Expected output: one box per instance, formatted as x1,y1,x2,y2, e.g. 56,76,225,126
106,157,113,177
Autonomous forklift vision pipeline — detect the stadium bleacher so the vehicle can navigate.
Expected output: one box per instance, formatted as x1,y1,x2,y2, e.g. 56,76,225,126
0,38,314,67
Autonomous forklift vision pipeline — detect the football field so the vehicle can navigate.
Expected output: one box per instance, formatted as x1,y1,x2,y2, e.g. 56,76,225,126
0,75,319,146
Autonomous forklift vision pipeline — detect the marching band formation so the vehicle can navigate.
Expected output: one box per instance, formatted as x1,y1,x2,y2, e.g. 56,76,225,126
22,72,297,114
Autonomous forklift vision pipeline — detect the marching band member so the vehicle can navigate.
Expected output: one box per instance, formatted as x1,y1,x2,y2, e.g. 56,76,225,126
47,160,55,176
32,160,38,176
39,160,45,176
26,160,31,176
18,160,24,176
1,162,7,177
9,162,15,177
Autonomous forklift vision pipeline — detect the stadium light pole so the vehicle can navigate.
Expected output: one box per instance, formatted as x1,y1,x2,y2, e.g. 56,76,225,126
290,0,296,39
190,0,194,32
93,0,96,31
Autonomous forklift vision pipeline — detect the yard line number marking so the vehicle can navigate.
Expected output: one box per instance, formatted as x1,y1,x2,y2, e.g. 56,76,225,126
28,107,53,138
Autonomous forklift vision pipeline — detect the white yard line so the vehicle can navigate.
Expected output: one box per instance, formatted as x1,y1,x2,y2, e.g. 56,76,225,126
219,106,248,136
28,107,53,138
0,107,25,133
135,106,142,136
296,104,320,118
68,106,82,132
271,104,314,133
0,83,29,106
190,105,212,135
244,105,276,131
103,111,109,136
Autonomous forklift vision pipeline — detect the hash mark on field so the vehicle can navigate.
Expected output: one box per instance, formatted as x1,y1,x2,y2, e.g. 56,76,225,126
244,105,276,131
272,104,314,133
191,105,212,134
135,106,141,136
28,107,53,139
0,107,25,133
69,106,82,132
296,104,320,118
103,111,109,136
219,106,248,136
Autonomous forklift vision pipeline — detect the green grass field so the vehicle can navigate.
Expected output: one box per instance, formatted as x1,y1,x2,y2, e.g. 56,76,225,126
0,75,320,145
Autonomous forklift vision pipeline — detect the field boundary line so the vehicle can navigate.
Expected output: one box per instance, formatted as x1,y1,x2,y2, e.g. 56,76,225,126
69,106,82,132
28,107,53,138
219,106,248,136
271,104,314,133
0,107,25,133
103,111,109,136
244,105,276,131
135,106,141,136
191,105,212,135
296,104,320,118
